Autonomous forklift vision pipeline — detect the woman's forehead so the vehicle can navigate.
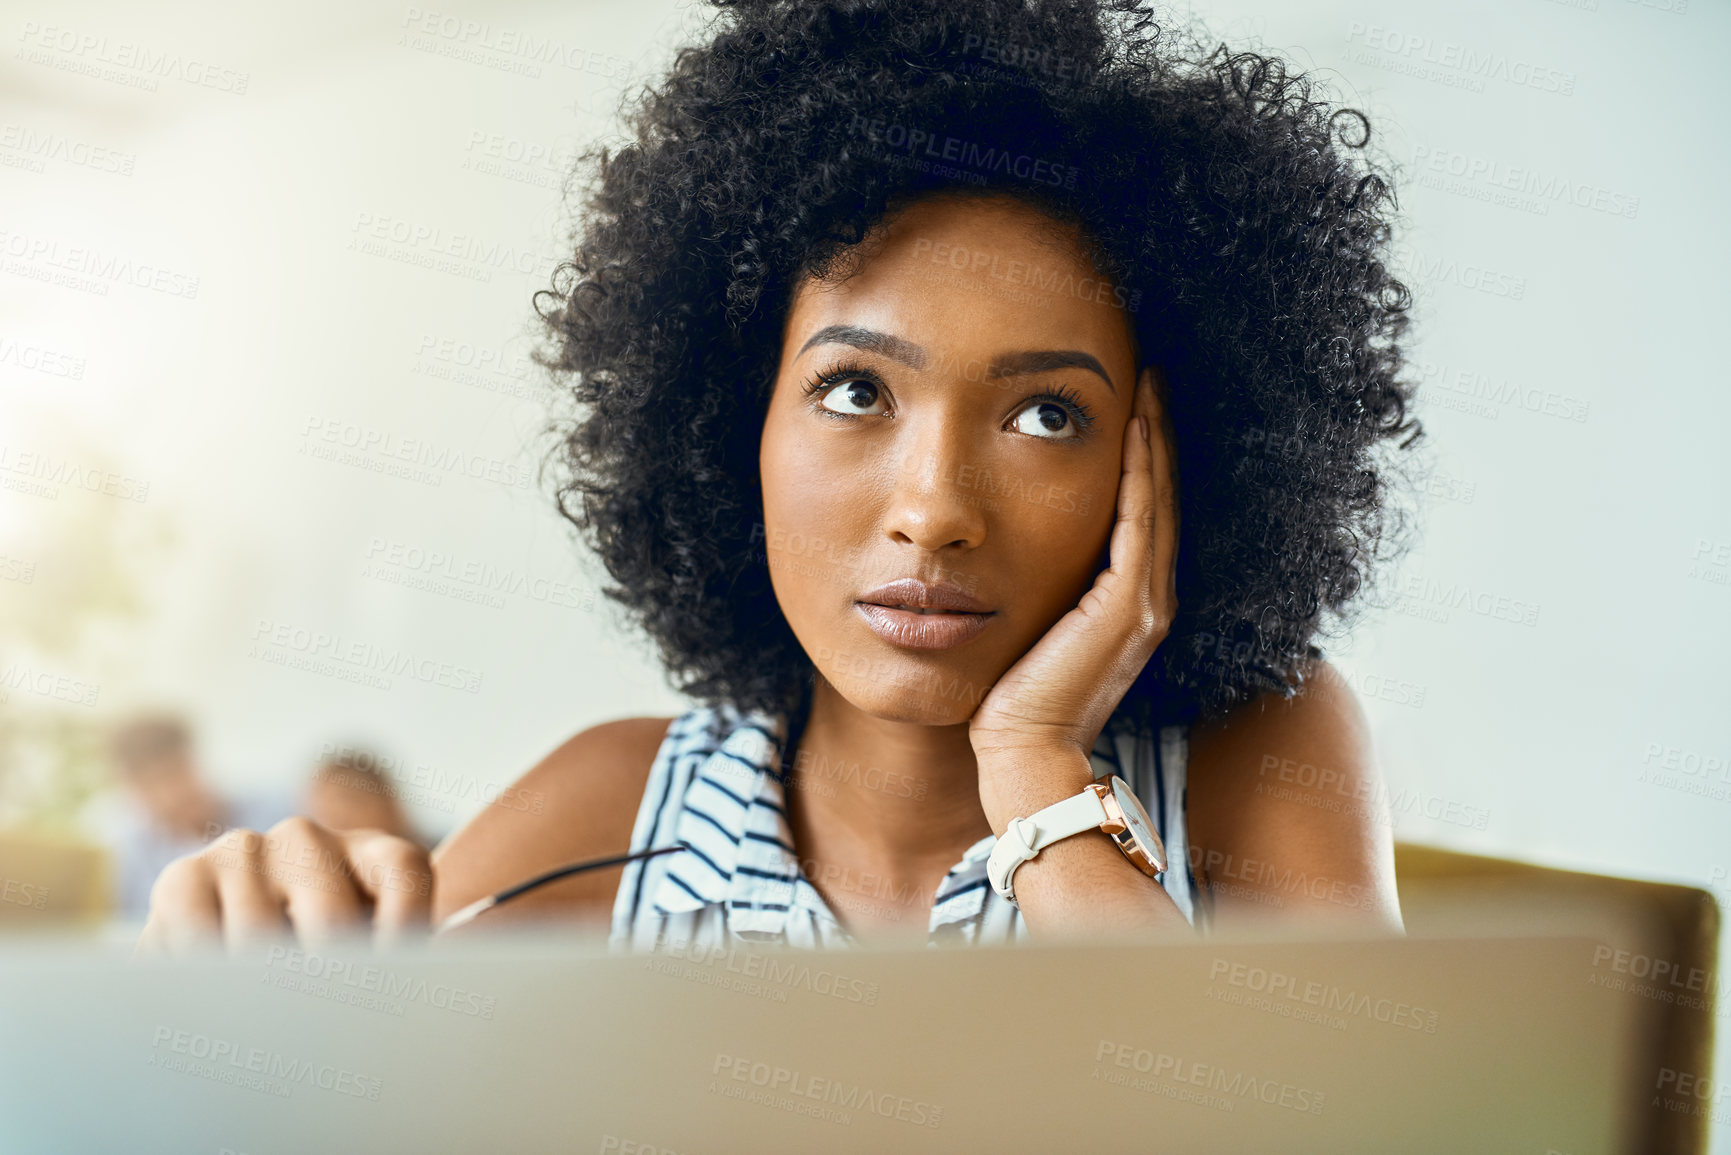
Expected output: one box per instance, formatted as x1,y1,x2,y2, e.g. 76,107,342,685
781,198,1136,370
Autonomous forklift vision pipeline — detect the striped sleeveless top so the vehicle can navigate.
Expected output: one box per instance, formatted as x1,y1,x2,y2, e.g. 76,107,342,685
609,704,1202,951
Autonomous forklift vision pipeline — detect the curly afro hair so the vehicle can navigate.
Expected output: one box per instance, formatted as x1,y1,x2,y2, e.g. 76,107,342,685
536,0,1423,733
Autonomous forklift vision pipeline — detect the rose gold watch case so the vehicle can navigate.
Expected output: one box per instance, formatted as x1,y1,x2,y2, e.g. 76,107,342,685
1087,777,1168,878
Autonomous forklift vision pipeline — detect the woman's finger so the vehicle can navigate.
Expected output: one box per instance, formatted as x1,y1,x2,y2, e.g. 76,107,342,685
1145,364,1181,621
1099,368,1159,623
258,816,370,954
135,855,223,958
340,828,434,951
205,828,295,954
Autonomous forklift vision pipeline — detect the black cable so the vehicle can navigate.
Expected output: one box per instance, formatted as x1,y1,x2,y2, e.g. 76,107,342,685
436,842,687,934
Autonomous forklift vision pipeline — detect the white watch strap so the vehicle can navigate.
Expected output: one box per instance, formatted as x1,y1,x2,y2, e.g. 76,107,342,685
986,788,1110,907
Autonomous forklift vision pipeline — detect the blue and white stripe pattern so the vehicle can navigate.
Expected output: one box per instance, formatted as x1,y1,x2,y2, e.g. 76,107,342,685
608,704,1201,952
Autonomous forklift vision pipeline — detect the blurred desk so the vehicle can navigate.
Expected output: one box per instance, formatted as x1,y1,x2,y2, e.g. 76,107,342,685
1396,841,1721,1154
0,827,112,927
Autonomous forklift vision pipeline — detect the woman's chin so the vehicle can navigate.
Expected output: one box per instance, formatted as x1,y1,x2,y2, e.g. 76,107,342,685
817,670,989,728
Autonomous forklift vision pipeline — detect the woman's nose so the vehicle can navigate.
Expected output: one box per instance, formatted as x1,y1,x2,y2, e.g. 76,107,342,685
881,438,989,552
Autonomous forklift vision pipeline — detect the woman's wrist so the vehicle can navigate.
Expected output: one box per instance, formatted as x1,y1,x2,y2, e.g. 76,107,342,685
976,745,1187,936
973,744,1098,835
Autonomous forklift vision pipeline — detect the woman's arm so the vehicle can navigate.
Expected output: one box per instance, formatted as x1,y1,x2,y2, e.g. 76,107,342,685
1184,658,1404,934
429,716,675,933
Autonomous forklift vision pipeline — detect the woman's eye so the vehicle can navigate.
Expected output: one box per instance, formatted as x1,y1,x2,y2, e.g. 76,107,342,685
1010,401,1080,440
818,379,888,416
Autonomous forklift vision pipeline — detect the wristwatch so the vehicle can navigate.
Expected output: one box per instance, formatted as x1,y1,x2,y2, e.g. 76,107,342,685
985,775,1167,908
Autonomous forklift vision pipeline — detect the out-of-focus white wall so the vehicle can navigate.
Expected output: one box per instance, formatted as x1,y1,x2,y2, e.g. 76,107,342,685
1,0,708,838
1176,2,1729,1144
1,0,1726,1138
1182,0,1730,895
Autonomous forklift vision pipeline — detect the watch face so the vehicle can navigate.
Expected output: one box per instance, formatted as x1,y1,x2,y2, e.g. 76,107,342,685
1110,776,1167,873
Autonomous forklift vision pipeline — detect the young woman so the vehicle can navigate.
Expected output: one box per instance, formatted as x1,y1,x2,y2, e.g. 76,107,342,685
139,0,1419,955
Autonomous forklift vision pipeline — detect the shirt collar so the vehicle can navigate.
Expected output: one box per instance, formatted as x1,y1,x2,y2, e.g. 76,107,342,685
651,709,786,920
651,709,1122,943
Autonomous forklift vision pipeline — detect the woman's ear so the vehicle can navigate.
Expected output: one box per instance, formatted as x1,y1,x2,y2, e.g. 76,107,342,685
1144,362,1172,412
1144,362,1181,509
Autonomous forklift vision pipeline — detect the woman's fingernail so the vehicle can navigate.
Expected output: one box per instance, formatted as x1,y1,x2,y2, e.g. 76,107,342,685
1138,416,1149,442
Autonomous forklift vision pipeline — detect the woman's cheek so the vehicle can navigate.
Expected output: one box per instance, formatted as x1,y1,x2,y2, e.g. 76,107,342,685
760,428,876,622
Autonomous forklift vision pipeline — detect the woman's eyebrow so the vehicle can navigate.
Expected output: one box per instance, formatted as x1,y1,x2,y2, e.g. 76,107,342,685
798,324,927,369
796,325,1115,393
989,350,1115,393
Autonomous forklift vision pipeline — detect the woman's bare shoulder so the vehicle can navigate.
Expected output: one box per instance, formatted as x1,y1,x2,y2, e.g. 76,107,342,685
1182,658,1403,931
429,715,678,929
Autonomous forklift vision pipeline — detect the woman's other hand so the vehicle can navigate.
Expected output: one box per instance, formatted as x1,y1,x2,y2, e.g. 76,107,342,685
134,816,433,957
969,365,1180,821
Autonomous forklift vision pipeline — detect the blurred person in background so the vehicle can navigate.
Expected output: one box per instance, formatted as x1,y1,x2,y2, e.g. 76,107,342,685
97,713,294,921
304,747,421,845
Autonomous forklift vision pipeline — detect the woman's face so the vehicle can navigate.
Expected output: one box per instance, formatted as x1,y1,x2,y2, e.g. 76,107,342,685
760,192,1141,725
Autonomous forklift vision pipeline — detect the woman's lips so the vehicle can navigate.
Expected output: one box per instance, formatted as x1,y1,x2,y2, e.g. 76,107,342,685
854,602,995,650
